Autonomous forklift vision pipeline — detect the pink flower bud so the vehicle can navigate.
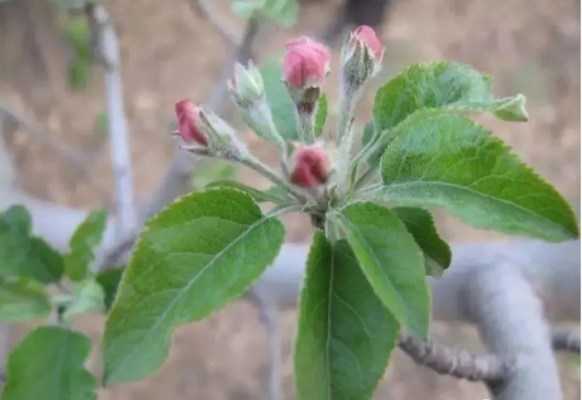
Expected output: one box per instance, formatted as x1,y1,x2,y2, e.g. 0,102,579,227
352,26,384,61
175,99,207,146
283,37,331,89
289,145,331,188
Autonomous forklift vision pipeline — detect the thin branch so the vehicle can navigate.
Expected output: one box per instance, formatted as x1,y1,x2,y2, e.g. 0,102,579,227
551,327,581,353
86,2,136,238
398,332,518,382
247,290,281,400
187,0,239,46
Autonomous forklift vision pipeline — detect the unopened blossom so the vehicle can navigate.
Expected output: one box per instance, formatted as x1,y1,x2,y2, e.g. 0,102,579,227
229,61,265,108
352,25,384,62
175,99,207,146
289,144,331,188
341,25,385,90
283,37,331,89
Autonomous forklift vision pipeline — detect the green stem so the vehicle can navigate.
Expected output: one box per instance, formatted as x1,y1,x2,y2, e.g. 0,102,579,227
181,145,310,202
337,91,355,142
351,127,396,192
354,167,379,191
296,104,316,144
237,153,306,201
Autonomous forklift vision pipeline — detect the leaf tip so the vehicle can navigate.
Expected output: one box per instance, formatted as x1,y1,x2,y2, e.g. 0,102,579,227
495,93,529,122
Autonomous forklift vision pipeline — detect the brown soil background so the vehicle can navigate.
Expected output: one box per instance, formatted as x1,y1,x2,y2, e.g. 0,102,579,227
1,1,580,399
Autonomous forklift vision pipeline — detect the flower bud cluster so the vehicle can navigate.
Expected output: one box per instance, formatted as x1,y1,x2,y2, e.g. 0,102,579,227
174,26,385,195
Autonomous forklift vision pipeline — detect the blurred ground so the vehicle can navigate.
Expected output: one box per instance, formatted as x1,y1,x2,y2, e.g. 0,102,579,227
0,0,580,399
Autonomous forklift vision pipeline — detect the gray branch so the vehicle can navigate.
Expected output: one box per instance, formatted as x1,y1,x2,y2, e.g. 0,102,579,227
464,261,562,400
86,2,137,238
247,290,282,400
397,332,518,382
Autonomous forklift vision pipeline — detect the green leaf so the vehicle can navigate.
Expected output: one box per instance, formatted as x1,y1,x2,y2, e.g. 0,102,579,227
295,233,399,400
192,159,237,190
30,237,65,282
0,206,31,278
351,123,379,188
261,56,298,140
0,205,31,237
361,122,384,169
95,111,109,138
96,266,124,311
104,188,286,384
64,210,107,281
0,278,51,323
207,180,292,205
373,61,528,133
377,110,578,242
232,0,299,27
331,202,429,337
0,206,63,283
261,0,299,27
314,94,328,137
62,279,105,322
68,60,91,90
63,18,91,60
392,207,451,277
1,326,97,400
231,0,258,19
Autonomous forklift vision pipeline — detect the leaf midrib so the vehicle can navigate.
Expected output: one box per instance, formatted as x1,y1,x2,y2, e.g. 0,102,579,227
379,180,571,233
53,331,69,400
324,245,335,400
107,214,274,381
336,213,421,335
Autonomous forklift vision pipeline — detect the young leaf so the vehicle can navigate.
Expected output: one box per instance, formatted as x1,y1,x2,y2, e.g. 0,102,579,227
0,278,51,323
64,209,107,282
62,279,106,322
392,207,451,277
295,233,399,400
373,61,527,133
0,206,63,283
96,266,125,311
331,202,430,338
207,180,292,205
104,188,286,384
0,327,97,400
314,94,328,137
376,110,578,242
261,56,298,140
